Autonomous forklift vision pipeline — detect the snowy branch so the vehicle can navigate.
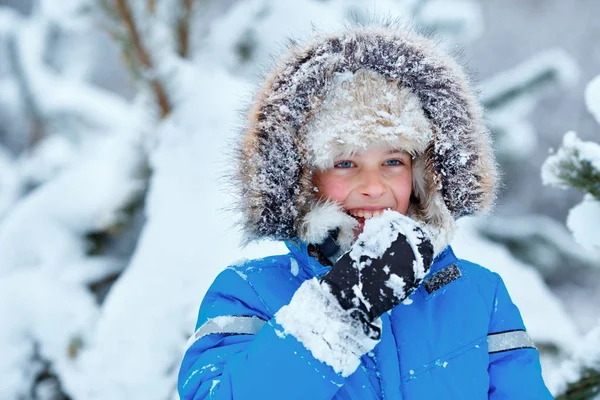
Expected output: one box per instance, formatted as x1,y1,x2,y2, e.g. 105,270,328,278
557,368,600,400
479,214,600,282
481,49,578,110
109,0,172,117
482,49,579,159
555,324,600,399
542,132,600,201
176,0,195,58
6,32,46,147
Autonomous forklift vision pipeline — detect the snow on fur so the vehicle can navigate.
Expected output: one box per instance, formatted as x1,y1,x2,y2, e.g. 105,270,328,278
236,24,497,253
300,200,357,253
305,69,433,169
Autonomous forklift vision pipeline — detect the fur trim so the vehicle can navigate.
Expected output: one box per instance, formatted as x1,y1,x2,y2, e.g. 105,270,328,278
299,201,357,258
235,24,498,252
304,69,433,170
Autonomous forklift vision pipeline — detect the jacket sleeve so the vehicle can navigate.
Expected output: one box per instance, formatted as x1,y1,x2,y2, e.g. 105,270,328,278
487,273,554,399
177,267,380,400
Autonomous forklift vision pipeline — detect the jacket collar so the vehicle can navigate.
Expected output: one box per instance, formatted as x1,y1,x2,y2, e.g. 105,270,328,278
429,245,459,274
285,240,331,277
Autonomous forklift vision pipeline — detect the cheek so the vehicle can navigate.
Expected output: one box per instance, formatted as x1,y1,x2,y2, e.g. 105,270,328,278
392,173,413,213
315,175,351,203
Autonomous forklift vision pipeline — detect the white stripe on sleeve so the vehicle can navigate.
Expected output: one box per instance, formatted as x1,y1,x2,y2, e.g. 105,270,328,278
488,330,535,354
186,315,267,349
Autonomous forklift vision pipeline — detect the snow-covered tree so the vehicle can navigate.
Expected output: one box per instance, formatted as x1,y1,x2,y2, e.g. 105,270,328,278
198,0,485,80
481,49,578,162
542,74,600,399
543,131,600,252
0,1,150,398
474,50,599,294
0,1,132,193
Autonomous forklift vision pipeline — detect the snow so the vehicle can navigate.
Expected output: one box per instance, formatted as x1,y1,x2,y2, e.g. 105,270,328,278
540,74,600,255
567,196,600,252
199,0,346,77
13,12,130,135
542,131,600,188
550,321,600,395
200,0,483,79
385,274,407,299
541,131,600,253
200,0,422,78
0,270,98,400
275,277,380,377
17,134,77,185
38,0,92,30
417,0,483,43
585,74,600,124
65,65,286,399
0,144,20,220
290,258,299,276
0,126,146,276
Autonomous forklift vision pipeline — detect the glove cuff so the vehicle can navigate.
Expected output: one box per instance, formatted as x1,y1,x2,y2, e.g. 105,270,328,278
275,278,381,377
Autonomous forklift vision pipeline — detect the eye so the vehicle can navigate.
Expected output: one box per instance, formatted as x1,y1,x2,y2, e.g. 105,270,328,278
384,159,404,166
334,160,355,168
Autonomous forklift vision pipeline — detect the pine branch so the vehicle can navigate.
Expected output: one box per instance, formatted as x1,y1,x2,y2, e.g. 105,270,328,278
551,146,600,201
482,68,558,110
557,368,600,400
111,0,172,117
481,49,577,112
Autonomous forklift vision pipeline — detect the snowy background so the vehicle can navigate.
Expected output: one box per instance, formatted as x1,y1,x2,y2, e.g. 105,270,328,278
0,0,599,399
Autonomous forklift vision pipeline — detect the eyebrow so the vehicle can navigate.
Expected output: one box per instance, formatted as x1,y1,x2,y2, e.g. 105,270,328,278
385,149,410,156
332,149,409,161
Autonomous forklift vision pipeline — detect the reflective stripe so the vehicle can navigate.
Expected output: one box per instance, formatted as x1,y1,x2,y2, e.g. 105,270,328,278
488,330,535,353
186,316,267,349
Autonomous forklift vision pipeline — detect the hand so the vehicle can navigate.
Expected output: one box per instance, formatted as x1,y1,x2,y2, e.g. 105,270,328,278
321,211,434,326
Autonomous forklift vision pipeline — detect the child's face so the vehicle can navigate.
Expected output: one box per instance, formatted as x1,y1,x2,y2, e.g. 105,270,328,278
313,145,413,233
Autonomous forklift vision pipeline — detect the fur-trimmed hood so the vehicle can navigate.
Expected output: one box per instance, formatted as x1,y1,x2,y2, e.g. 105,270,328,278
234,25,497,257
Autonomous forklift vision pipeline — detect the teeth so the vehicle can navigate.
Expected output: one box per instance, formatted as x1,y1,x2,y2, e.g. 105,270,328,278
350,209,387,219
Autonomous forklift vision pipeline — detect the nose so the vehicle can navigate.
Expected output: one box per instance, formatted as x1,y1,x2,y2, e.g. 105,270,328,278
358,169,386,198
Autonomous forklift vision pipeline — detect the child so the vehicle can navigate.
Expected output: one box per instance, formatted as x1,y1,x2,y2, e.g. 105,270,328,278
178,25,553,399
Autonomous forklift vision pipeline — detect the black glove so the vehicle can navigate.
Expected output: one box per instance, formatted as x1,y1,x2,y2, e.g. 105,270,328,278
321,213,434,327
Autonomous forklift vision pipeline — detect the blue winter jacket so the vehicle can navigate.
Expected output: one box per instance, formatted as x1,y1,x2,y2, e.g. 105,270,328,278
178,242,553,399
